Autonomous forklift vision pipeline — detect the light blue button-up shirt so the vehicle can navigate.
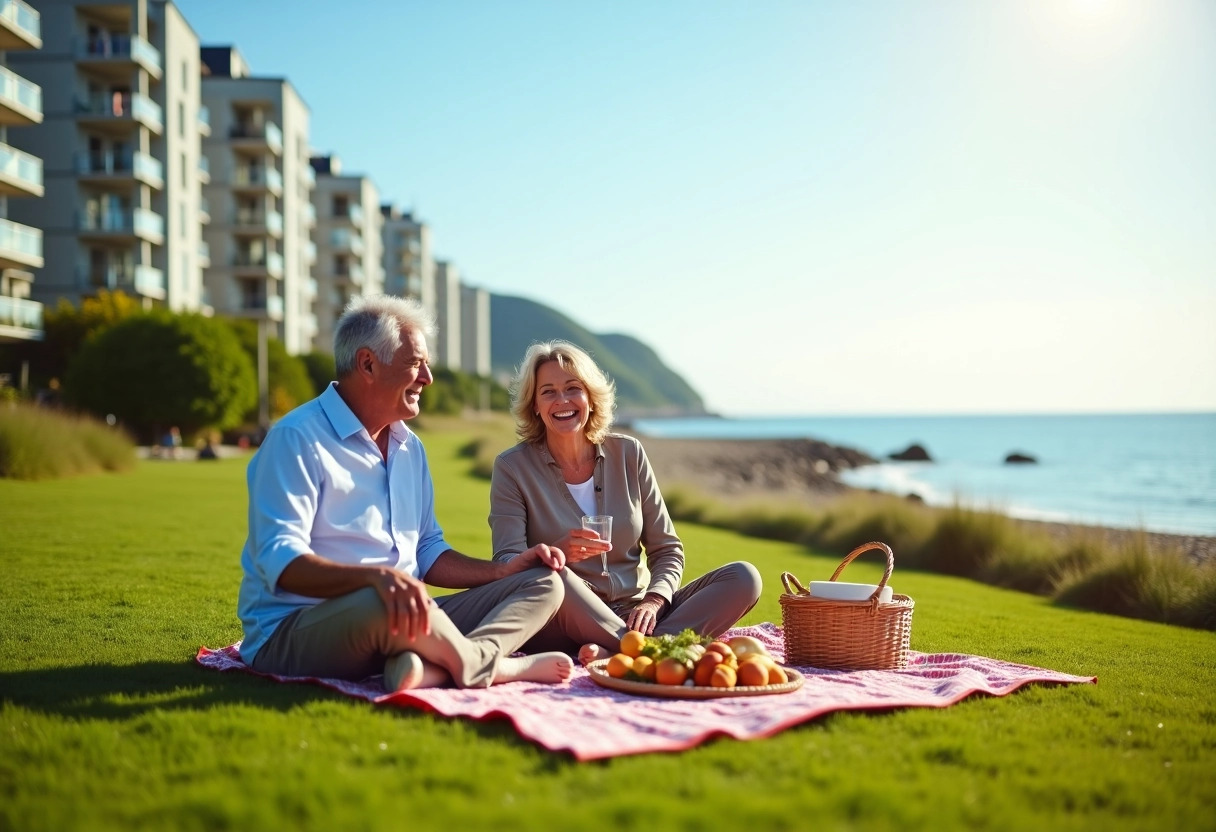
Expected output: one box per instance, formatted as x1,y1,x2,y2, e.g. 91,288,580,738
237,383,451,663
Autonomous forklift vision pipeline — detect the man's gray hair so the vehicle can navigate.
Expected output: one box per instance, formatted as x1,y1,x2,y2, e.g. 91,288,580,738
333,294,436,375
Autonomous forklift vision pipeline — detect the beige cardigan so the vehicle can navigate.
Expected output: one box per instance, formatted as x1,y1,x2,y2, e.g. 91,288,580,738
489,434,684,605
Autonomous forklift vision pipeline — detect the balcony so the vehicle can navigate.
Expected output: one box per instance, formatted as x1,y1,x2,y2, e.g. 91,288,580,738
232,166,283,194
197,155,210,184
199,196,211,224
75,91,162,134
303,202,317,228
75,149,164,190
303,241,317,264
234,250,284,278
299,313,318,337
197,104,211,136
334,203,364,224
235,294,284,321
198,241,210,267
230,121,283,155
0,0,40,51
302,277,318,299
79,206,165,244
0,64,41,126
76,33,163,80
0,140,42,197
232,209,283,238
335,262,365,286
82,263,166,300
330,228,363,255
0,216,42,269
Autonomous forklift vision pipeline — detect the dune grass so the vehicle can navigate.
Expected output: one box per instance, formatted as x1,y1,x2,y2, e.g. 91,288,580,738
1,430,1215,831
663,485,1216,631
0,402,136,480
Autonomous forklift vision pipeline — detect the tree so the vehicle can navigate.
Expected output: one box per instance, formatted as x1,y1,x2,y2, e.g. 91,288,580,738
224,319,316,420
65,312,257,441
0,290,145,391
300,350,337,396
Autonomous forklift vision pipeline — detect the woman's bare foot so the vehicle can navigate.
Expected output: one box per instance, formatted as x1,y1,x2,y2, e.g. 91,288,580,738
578,643,606,666
384,651,450,692
494,652,574,684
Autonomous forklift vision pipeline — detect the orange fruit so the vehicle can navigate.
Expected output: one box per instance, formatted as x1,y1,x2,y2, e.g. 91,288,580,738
737,660,769,687
709,664,737,688
768,665,789,685
620,630,647,658
630,655,657,682
655,657,690,686
706,641,735,660
693,652,724,686
606,653,634,679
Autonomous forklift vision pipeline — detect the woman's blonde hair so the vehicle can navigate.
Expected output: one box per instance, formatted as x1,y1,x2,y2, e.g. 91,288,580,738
510,341,616,445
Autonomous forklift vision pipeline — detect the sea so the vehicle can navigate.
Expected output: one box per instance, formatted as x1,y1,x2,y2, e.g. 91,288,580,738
629,412,1216,537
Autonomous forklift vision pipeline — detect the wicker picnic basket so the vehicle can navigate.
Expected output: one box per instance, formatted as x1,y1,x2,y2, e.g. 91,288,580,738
779,541,915,670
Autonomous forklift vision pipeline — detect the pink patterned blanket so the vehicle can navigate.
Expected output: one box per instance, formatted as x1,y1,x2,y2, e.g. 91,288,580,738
195,622,1095,760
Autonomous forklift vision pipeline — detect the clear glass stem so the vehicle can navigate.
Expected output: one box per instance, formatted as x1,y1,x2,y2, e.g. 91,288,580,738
600,551,609,576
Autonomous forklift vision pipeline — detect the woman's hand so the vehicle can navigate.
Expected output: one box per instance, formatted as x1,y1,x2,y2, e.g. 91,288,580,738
625,593,667,635
373,568,435,642
559,528,610,565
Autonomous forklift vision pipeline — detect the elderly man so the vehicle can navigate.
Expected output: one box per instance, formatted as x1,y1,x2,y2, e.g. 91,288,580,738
237,295,574,691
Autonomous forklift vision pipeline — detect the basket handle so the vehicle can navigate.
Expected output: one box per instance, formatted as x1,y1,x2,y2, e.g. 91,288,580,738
829,541,895,609
780,571,809,596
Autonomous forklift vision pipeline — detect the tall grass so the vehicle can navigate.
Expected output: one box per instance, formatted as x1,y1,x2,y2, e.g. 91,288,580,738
0,402,136,479
663,485,1216,631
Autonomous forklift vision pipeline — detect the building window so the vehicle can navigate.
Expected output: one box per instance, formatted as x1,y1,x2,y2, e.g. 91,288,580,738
181,153,188,188
178,102,186,138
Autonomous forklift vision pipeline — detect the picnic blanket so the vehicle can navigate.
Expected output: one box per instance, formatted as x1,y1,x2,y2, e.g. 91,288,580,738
196,622,1095,760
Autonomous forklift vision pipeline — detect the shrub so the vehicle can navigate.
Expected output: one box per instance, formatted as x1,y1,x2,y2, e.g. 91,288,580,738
0,403,135,479
300,350,337,396
65,313,257,442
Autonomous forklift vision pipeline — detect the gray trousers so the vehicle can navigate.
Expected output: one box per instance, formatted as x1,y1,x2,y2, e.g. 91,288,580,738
250,567,564,688
523,561,763,655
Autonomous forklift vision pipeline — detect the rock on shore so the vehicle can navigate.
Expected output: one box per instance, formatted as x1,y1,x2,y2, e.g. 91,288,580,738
622,432,875,498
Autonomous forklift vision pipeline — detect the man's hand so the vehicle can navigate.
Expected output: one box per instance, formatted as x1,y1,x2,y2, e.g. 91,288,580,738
514,542,567,572
373,568,434,641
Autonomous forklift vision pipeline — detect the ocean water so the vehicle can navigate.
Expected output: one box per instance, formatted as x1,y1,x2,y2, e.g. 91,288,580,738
630,413,1216,537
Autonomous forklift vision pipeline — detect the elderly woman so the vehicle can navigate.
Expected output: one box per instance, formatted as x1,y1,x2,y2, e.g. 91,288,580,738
490,340,762,663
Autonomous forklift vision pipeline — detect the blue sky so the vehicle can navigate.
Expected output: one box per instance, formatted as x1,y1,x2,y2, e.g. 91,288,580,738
177,0,1215,416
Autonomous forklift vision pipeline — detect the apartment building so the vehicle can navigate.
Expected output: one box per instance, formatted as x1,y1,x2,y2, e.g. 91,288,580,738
200,45,314,354
380,203,434,318
0,0,43,345
310,154,382,351
459,283,489,377
8,0,207,313
433,259,461,369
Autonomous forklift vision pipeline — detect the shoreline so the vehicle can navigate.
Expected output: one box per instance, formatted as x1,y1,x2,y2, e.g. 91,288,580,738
625,430,1216,564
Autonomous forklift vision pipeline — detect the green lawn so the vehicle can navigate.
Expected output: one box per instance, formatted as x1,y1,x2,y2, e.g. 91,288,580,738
2,429,1214,831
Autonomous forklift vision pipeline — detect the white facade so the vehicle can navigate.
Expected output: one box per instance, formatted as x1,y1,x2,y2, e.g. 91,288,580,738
433,259,460,369
310,155,382,352
8,0,205,312
200,45,314,353
459,283,489,377
380,203,434,317
0,0,44,343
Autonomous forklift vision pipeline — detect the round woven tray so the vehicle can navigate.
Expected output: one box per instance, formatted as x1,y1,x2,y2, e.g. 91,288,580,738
586,659,804,699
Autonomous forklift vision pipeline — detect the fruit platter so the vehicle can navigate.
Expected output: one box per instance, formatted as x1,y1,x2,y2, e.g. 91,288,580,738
587,629,804,699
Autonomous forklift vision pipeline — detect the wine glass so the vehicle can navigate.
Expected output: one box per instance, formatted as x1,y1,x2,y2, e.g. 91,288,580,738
581,514,612,576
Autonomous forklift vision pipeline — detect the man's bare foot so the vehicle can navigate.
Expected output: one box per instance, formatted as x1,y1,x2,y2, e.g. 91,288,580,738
494,652,574,684
578,643,606,666
384,651,450,692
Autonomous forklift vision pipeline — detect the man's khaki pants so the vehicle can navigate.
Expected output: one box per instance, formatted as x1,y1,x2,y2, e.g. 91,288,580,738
250,567,563,688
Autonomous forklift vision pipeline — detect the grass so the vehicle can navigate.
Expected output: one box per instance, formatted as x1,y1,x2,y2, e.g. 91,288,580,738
2,428,1215,831
0,402,136,479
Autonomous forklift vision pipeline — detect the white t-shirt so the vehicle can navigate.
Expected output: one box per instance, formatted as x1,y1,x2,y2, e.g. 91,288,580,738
565,476,596,517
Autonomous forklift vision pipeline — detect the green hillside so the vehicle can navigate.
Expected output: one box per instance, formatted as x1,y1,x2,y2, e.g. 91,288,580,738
489,294,706,416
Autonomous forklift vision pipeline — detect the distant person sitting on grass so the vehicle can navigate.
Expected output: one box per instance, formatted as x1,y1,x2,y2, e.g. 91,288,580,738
237,294,575,692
